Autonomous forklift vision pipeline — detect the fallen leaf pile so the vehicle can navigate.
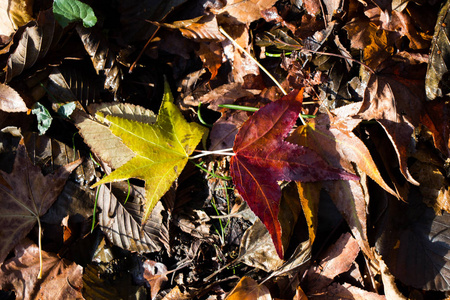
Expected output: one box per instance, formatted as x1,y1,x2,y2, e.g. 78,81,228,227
0,0,450,299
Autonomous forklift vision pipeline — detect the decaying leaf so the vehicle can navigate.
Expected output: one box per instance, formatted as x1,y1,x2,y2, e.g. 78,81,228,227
0,83,28,112
91,82,207,225
306,232,360,293
375,189,450,291
6,9,61,82
0,0,34,37
0,139,81,264
212,0,278,24
142,259,168,300
344,18,396,70
225,276,271,300
97,184,164,253
426,0,450,100
157,14,224,41
76,24,122,92
231,90,358,258
0,238,83,300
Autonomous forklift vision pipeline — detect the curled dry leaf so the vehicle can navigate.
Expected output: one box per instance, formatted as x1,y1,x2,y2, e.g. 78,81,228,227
231,90,358,258
0,83,28,112
0,139,81,264
426,0,450,100
0,238,83,300
6,9,62,82
157,14,224,41
225,276,271,300
0,0,34,37
76,24,122,92
142,259,168,300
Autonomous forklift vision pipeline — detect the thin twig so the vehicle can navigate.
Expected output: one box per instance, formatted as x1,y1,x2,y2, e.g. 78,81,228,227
219,27,307,126
219,27,287,96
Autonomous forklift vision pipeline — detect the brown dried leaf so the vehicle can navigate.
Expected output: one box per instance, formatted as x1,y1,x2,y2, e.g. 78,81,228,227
209,109,248,151
306,232,360,293
198,83,260,110
0,0,34,37
213,0,278,24
76,24,122,92
6,9,61,82
0,83,27,112
97,184,164,253
238,219,284,272
344,18,396,70
312,282,386,300
0,139,81,264
158,14,224,41
162,286,191,300
426,0,450,100
143,259,168,300
225,276,271,300
0,239,83,300
197,41,223,80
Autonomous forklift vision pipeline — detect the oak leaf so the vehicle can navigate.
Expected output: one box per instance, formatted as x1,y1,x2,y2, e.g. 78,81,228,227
91,82,208,224
230,90,359,258
0,139,81,264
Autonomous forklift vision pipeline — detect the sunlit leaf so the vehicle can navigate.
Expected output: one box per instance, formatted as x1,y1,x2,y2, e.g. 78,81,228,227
0,83,27,112
226,276,271,300
91,82,207,225
53,0,97,28
230,90,359,258
31,102,53,135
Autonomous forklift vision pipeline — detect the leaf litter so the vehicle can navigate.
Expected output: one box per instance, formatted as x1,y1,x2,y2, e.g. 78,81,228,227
0,0,450,299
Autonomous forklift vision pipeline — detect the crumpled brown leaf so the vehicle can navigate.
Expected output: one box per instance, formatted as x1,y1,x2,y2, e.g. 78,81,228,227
143,259,168,300
0,138,81,264
0,238,83,300
212,0,278,24
225,276,271,300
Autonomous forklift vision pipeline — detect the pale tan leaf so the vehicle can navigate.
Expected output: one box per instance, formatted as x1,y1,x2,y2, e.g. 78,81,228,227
0,0,34,37
158,14,224,41
0,83,27,112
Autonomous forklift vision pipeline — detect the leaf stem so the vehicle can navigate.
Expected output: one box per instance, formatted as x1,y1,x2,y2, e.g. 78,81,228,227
218,104,316,118
219,27,306,126
190,148,234,159
37,217,43,279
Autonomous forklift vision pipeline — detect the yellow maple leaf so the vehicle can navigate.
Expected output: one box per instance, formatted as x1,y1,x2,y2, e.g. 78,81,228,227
92,82,207,223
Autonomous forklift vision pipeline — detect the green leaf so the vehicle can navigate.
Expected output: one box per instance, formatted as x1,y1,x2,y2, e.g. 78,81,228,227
91,82,207,224
53,0,97,28
31,102,53,135
57,102,76,118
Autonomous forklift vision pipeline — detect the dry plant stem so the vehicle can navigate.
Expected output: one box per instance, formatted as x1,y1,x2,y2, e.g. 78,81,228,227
129,25,161,73
37,217,43,279
219,27,306,126
271,37,376,74
219,27,288,96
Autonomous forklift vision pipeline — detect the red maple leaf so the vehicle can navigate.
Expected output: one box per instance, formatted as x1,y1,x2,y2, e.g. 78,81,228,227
230,90,359,258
